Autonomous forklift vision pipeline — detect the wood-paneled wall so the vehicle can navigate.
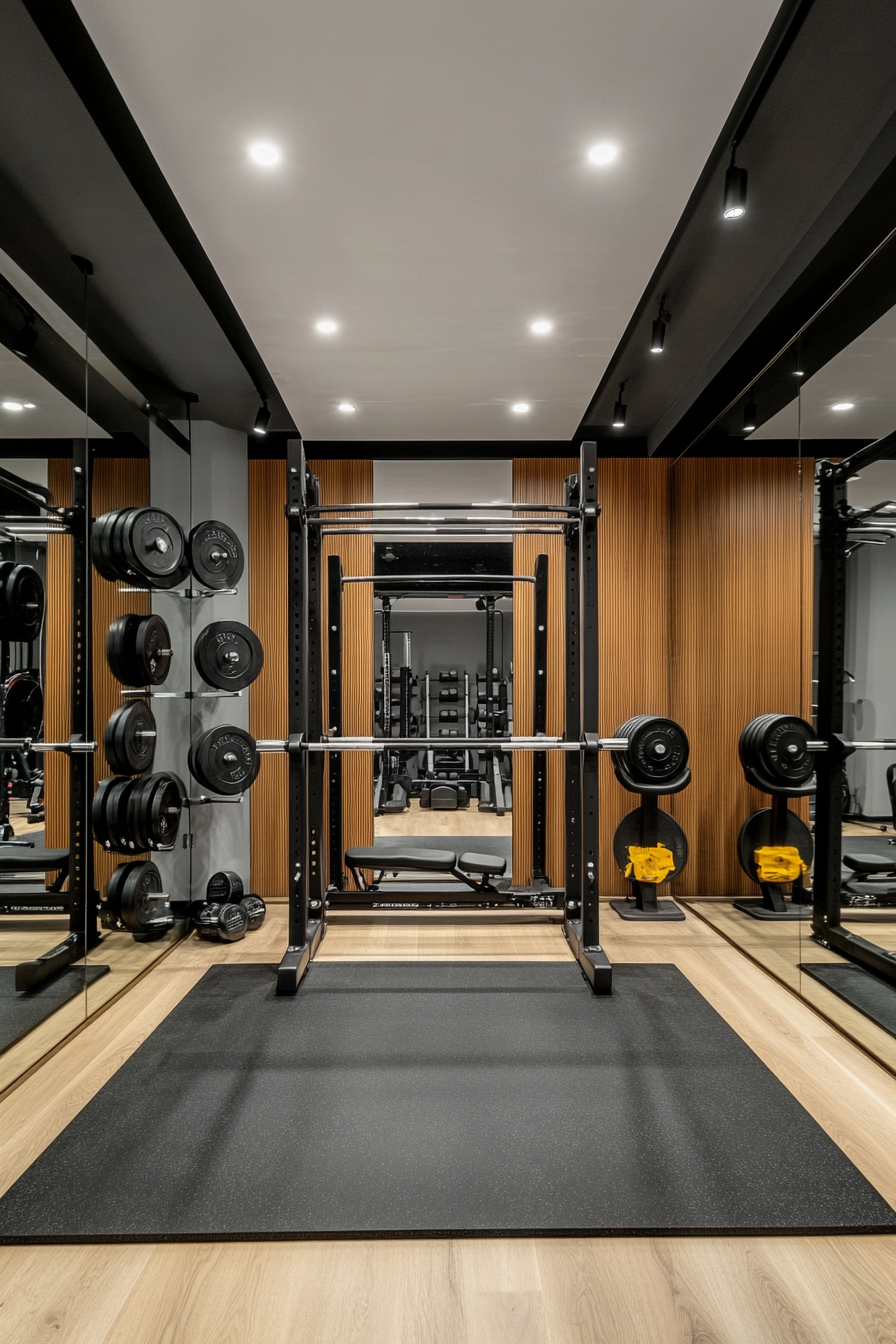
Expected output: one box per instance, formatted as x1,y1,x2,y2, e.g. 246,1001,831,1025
669,457,814,896
45,459,150,895
247,458,373,898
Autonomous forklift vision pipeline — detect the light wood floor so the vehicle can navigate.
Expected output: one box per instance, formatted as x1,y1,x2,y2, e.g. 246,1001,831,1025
1,909,895,1343
375,798,513,838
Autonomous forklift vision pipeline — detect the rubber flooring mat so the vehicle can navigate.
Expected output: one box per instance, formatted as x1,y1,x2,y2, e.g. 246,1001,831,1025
1,961,894,1242
801,962,896,1038
0,964,109,1055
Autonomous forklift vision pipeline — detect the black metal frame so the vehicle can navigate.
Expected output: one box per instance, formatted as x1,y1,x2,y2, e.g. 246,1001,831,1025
812,433,896,985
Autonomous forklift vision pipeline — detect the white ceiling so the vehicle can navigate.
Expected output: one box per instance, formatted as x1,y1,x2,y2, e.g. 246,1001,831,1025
0,345,108,439
72,0,781,441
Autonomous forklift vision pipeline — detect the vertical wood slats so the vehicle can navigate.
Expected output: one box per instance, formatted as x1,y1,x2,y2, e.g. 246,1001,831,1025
45,459,150,895
669,457,814,896
247,460,373,898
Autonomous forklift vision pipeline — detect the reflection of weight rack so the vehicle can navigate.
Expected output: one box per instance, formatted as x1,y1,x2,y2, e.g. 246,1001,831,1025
420,669,473,809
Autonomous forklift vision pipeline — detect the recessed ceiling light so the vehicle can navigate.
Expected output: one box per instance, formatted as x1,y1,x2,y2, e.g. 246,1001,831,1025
337,401,356,414
2,401,24,412
587,142,618,166
511,402,531,414
530,319,553,336
248,141,282,167
316,319,339,334
832,402,855,411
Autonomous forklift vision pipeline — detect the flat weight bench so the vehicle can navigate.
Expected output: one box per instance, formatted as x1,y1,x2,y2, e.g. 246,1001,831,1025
345,846,508,895
0,846,72,917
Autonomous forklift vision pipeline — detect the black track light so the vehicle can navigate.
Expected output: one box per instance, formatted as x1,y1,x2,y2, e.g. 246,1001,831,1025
742,399,757,433
252,400,271,435
650,294,671,353
612,382,627,429
723,144,747,220
12,319,38,359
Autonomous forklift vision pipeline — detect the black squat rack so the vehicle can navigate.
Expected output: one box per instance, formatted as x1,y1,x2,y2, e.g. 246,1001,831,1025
812,433,896,984
264,439,629,997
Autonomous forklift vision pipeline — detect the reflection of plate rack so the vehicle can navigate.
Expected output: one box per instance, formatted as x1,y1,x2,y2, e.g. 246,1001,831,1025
120,688,244,700
117,585,238,600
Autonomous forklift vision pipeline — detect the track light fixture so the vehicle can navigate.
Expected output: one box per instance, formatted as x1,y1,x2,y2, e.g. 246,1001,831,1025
12,319,38,359
612,382,627,429
252,400,271,435
650,294,671,353
723,144,747,220
742,398,757,433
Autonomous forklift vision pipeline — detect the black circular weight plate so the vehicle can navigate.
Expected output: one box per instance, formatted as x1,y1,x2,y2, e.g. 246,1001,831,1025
206,870,244,902
104,701,156,775
106,776,141,852
736,808,814,880
91,512,122,582
147,773,183,849
189,725,259,796
188,519,244,590
193,621,264,691
240,894,266,931
135,615,172,686
757,715,815,787
217,902,248,943
91,777,119,848
0,564,45,642
195,903,222,940
120,508,186,586
107,615,145,686
1,672,43,738
119,860,169,934
104,863,132,927
109,508,142,578
739,714,775,774
612,807,689,879
617,715,689,786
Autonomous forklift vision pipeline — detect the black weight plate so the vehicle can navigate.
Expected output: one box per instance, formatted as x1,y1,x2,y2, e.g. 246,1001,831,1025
738,714,776,774
104,863,132,926
207,870,244,902
107,776,142,853
91,777,119,848
612,807,689,879
104,701,156,775
757,715,815,787
0,564,45,642
119,860,170,934
135,615,172,686
188,520,245,590
617,715,689,785
107,615,146,686
239,894,266,931
1,672,43,738
109,507,143,579
148,773,183,849
120,508,186,586
737,808,814,881
91,511,122,582
195,902,223,940
127,773,161,852
217,902,248,943
194,621,264,691
189,725,259,796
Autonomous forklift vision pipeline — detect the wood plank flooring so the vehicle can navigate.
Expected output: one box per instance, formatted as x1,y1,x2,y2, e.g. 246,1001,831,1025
375,798,513,837
1,909,895,1343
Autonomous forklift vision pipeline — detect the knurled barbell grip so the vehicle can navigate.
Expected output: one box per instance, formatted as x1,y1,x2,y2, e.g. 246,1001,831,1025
806,739,896,751
0,738,97,753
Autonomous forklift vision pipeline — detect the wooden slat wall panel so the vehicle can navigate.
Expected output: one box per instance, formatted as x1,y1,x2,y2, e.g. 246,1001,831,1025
596,459,671,896
313,460,374,885
248,460,289,899
45,459,150,896
512,459,576,885
669,457,814,896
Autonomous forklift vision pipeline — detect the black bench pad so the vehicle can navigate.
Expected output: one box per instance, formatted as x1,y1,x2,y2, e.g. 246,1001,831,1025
0,847,69,874
346,847,456,872
459,852,507,876
843,853,896,874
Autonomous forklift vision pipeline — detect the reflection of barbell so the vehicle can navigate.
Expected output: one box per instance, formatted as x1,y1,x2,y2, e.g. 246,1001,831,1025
0,737,96,752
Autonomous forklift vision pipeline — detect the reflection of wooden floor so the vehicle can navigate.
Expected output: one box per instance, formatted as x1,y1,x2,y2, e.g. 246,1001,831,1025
843,821,896,837
375,798,512,838
0,920,183,1095
682,900,896,1073
6,796,44,844
2,907,896,1342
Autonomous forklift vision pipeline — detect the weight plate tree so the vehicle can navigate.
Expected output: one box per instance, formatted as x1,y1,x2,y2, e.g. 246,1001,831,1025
612,807,689,877
193,621,263,691
187,520,244,589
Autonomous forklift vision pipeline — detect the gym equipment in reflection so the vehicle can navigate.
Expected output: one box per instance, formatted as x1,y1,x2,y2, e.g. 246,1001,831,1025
92,509,244,591
732,714,816,920
191,871,267,942
608,715,691,920
841,764,896,908
92,771,184,854
373,599,419,814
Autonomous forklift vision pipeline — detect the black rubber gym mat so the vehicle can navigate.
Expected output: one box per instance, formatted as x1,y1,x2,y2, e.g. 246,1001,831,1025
800,962,896,1038
0,960,894,1242
0,964,109,1054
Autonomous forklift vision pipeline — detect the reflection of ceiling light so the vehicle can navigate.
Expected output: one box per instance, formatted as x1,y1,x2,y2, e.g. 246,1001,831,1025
12,321,38,359
248,141,281,167
338,401,356,414
2,401,25,412
587,143,618,166
530,319,553,335
252,403,271,435
23,402,35,408
612,382,627,428
743,399,757,432
316,319,338,334
832,402,854,411
511,402,530,414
